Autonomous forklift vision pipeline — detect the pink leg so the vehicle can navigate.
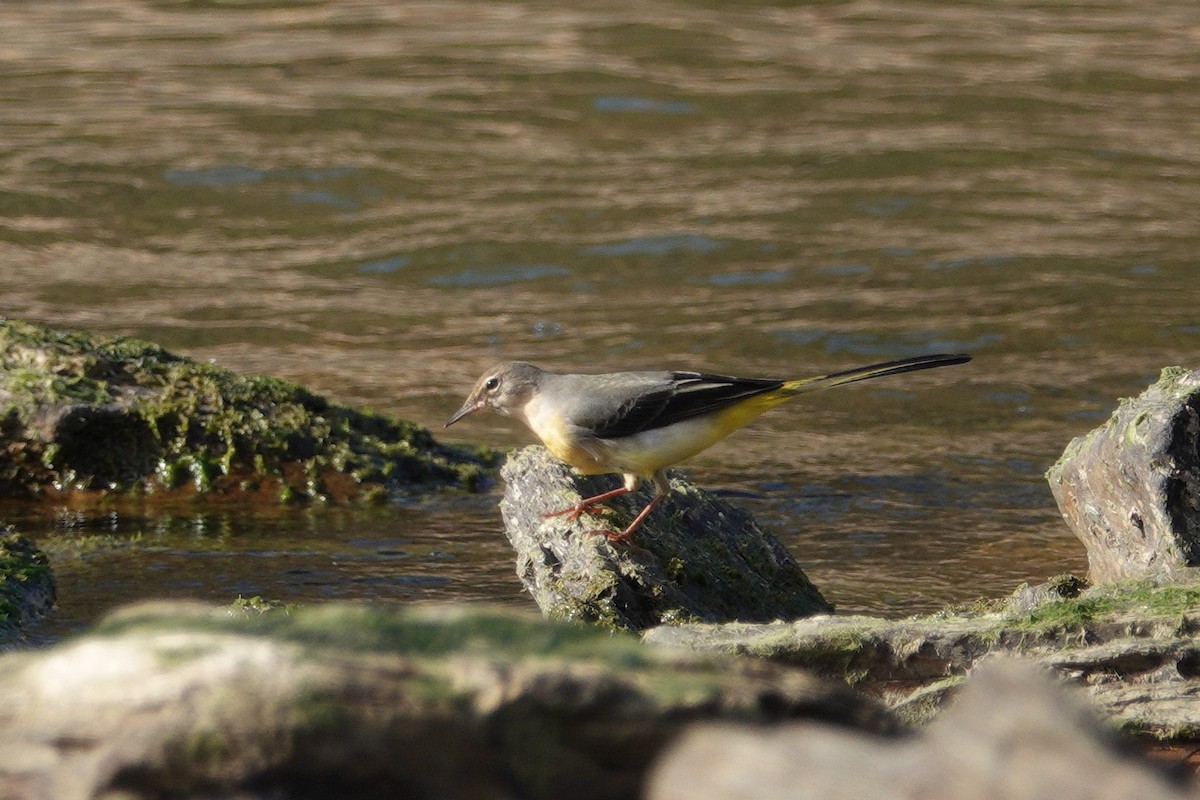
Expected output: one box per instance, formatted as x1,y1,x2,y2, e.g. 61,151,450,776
600,493,665,544
544,485,633,522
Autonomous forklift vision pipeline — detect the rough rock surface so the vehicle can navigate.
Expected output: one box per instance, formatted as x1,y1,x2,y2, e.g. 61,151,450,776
500,445,831,632
646,658,1194,800
0,317,496,501
0,526,55,644
1047,367,1200,583
644,579,1200,737
0,601,891,800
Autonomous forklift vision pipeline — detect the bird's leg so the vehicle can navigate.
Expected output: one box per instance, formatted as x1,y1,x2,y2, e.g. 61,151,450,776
593,470,671,544
601,493,664,544
544,485,633,522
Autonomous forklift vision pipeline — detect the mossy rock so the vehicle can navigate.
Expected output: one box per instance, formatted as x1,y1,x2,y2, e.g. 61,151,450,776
0,525,55,643
645,577,1200,739
0,601,893,800
0,317,498,501
499,446,831,632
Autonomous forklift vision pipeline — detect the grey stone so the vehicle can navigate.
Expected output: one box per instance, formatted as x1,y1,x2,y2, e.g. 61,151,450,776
1047,367,1200,583
499,445,831,632
643,581,1200,738
0,601,891,800
646,658,1194,800
1007,573,1088,615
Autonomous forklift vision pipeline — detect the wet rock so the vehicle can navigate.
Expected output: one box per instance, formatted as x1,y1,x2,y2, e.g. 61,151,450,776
1007,572,1088,615
646,658,1194,800
0,526,55,644
1047,367,1200,583
499,445,832,632
0,601,892,800
0,317,497,501
644,579,1200,738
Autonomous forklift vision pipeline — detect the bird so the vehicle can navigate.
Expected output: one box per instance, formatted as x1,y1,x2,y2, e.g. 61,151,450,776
445,353,971,543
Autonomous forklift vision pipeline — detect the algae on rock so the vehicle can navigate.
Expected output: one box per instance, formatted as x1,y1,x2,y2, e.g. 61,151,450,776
0,526,55,644
499,446,831,633
0,318,497,501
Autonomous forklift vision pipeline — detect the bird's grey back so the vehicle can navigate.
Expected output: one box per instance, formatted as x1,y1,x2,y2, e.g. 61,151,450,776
540,369,675,433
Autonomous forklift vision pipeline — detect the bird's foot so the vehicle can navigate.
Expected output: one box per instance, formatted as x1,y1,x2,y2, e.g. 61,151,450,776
544,486,633,522
586,527,632,543
583,527,649,553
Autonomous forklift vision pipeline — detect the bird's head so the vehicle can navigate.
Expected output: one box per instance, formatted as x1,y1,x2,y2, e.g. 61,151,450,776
445,361,544,427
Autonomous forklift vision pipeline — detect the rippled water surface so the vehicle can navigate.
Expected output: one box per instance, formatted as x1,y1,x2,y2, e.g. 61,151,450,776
2,0,1197,633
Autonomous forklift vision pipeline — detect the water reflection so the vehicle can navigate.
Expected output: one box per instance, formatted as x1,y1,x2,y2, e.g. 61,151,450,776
16,499,521,643
0,0,1193,629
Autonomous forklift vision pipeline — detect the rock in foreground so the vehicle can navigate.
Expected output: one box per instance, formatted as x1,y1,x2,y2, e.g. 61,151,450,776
500,446,831,632
647,658,1193,800
0,318,495,501
644,579,1200,739
0,601,891,800
1048,367,1200,583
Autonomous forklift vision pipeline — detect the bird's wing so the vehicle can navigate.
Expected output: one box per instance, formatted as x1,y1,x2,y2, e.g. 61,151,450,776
577,371,783,439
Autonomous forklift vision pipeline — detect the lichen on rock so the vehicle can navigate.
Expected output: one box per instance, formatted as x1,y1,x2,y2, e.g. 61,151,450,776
1047,366,1200,583
499,445,831,632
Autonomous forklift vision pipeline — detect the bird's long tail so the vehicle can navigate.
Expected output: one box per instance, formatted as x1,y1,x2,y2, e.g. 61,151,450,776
782,353,971,396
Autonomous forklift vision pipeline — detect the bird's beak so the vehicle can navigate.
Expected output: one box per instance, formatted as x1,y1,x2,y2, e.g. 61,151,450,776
444,399,483,428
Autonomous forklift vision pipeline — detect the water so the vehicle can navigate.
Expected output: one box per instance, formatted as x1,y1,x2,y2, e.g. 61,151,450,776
1,0,1197,633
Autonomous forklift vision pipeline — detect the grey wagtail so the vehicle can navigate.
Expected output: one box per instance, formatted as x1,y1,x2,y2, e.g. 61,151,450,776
446,353,970,543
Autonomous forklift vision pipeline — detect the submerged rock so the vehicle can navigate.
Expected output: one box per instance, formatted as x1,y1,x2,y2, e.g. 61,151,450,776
0,526,54,644
0,317,497,501
499,446,832,632
0,601,892,800
1047,367,1200,583
647,658,1194,800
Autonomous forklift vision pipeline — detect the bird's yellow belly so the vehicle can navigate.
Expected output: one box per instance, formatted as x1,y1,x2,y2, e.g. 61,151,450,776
524,390,788,478
542,431,612,475
602,416,732,476
522,397,612,474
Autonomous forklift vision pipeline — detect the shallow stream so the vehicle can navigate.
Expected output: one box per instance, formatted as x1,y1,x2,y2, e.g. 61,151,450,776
2,0,1197,637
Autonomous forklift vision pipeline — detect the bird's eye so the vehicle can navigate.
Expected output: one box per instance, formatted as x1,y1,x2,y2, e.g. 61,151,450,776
484,376,500,392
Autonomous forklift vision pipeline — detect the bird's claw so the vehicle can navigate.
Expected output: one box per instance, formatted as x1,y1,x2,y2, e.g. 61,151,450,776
598,528,632,543
582,527,644,549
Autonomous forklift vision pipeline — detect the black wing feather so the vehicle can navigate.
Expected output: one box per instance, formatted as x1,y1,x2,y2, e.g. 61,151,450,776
591,372,782,439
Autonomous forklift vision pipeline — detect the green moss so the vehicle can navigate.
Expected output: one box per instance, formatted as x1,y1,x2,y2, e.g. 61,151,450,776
294,693,355,735
1004,580,1200,632
0,526,55,633
893,675,966,727
737,622,883,683
1119,718,1200,741
0,318,500,500
96,603,653,665
154,641,220,668
185,729,230,766
37,531,144,558
925,596,1009,619
228,595,298,616
753,580,1200,690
